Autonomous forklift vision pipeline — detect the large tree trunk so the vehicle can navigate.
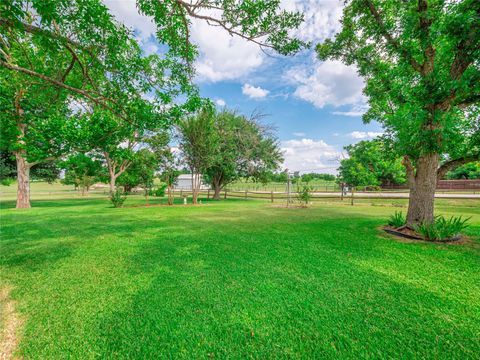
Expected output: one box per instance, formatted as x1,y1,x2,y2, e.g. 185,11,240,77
213,185,222,200
15,152,31,209
406,153,439,226
14,90,31,209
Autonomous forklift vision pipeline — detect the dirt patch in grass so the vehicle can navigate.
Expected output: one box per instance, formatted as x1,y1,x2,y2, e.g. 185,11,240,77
123,203,209,208
269,204,309,209
0,286,22,360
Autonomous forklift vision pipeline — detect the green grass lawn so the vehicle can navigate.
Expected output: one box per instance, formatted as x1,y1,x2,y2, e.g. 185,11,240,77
1,193,479,358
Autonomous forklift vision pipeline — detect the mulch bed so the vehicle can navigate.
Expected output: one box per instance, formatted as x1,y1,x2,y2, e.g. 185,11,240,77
384,225,463,243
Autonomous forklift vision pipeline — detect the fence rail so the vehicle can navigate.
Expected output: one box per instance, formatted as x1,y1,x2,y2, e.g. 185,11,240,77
382,179,480,190
168,187,479,203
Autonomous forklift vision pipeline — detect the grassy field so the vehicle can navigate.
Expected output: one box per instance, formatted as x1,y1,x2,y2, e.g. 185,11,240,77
227,179,340,192
0,188,479,358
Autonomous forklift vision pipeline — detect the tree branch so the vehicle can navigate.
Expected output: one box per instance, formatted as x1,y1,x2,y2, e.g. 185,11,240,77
450,6,480,80
0,60,131,123
417,0,435,75
174,0,277,51
437,155,480,179
0,17,97,55
455,93,480,109
26,157,57,168
402,156,416,185
364,0,422,72
60,54,76,83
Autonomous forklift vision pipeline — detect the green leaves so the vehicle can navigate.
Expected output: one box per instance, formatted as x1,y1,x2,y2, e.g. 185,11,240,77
318,0,480,160
178,107,282,193
339,139,406,187
138,0,307,59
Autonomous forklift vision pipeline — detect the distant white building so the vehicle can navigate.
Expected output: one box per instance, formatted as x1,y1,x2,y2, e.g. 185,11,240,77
174,174,209,190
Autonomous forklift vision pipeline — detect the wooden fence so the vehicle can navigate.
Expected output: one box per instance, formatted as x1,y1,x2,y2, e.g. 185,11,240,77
171,189,400,204
382,179,480,191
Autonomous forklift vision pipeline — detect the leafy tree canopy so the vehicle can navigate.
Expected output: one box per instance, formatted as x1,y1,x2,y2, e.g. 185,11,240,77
317,0,479,224
117,148,159,193
446,162,480,180
338,139,406,187
202,109,283,198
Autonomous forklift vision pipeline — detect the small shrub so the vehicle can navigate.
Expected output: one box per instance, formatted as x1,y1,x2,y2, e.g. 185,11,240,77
298,185,313,205
415,215,470,241
110,188,127,208
388,211,405,228
0,178,14,186
148,183,167,197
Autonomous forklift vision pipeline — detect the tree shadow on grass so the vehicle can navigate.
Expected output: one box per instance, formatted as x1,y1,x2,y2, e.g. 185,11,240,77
87,230,480,359
4,199,480,358
0,198,109,210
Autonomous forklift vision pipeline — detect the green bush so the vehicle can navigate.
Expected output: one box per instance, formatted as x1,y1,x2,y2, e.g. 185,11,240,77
388,211,405,228
110,188,127,208
0,178,14,186
148,183,167,197
298,185,313,205
415,216,470,241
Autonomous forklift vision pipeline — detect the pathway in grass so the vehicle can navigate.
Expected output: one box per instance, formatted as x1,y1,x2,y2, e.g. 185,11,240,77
0,286,22,359
0,198,479,358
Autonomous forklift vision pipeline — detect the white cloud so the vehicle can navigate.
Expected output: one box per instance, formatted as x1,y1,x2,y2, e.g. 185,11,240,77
286,59,365,109
281,138,340,174
103,0,156,39
190,18,264,82
102,1,347,84
215,98,226,107
293,132,306,137
242,84,270,99
332,104,368,117
103,1,264,82
349,131,384,140
281,0,343,43
332,110,364,117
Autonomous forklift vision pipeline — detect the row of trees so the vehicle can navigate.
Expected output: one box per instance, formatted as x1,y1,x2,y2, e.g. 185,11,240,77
178,108,283,203
0,0,304,209
1,0,478,227
0,106,284,202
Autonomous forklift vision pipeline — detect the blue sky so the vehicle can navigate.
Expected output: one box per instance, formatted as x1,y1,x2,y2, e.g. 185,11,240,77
104,0,385,173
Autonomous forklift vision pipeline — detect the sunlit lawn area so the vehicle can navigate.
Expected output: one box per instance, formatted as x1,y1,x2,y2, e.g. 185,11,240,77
1,190,479,358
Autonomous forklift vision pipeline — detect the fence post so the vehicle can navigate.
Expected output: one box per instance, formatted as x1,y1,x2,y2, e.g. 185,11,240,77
207,189,210,199
224,190,227,199
245,190,248,199
350,187,355,206
271,191,274,203
180,189,183,198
